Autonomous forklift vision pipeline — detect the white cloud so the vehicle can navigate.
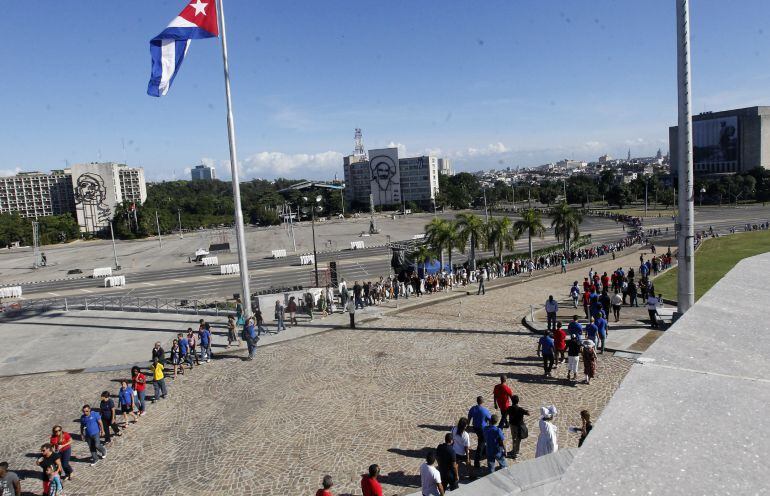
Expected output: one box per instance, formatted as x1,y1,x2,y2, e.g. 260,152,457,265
240,150,344,179
0,167,21,177
386,141,409,157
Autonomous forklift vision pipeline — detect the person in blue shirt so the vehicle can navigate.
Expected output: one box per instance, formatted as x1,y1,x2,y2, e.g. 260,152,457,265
79,405,106,466
537,332,555,377
244,317,259,360
467,396,491,474
118,381,137,426
177,332,190,369
595,314,608,354
483,414,508,473
198,324,211,362
584,318,599,344
567,316,583,339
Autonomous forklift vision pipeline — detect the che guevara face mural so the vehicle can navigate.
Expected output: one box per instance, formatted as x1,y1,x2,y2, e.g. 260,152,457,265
74,172,112,224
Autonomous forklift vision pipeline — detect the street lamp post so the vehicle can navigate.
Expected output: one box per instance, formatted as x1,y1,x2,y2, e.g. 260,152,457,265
109,221,120,270
304,195,322,287
700,187,706,207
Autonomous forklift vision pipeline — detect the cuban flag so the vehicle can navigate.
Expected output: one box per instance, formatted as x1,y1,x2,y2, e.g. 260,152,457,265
147,0,219,97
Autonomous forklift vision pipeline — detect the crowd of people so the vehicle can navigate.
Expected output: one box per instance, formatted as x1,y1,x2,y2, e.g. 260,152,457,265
0,319,217,496
1,219,650,496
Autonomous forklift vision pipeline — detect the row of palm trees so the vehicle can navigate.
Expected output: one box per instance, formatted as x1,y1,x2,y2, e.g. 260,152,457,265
422,205,583,270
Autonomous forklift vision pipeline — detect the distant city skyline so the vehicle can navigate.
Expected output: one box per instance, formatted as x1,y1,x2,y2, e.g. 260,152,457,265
1,0,768,181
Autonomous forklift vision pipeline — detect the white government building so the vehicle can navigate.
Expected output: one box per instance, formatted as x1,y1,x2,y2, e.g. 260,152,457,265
0,162,147,233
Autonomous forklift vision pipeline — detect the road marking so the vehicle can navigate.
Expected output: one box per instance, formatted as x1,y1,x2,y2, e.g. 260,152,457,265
80,289,93,294
203,276,216,280
172,279,187,284
48,292,61,297
141,282,156,287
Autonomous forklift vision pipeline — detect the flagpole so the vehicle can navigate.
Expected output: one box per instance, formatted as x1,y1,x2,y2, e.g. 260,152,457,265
217,0,252,318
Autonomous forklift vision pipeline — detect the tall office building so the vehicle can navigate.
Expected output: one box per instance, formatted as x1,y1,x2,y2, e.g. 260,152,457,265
0,170,75,218
0,162,147,233
191,164,216,181
438,158,454,176
669,106,770,174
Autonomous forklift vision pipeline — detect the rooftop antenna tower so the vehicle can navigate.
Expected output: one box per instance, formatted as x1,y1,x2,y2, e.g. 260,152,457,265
354,128,367,162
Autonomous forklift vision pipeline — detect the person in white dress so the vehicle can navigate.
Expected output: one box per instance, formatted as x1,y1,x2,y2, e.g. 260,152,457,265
535,406,559,458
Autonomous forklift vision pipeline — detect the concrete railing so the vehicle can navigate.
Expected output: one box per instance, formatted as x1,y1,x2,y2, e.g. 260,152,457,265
350,241,365,250
299,254,315,265
0,286,23,298
271,249,287,258
200,256,219,266
92,267,112,278
103,275,126,288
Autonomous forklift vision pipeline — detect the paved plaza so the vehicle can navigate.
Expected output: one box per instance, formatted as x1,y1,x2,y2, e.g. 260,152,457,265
0,248,647,495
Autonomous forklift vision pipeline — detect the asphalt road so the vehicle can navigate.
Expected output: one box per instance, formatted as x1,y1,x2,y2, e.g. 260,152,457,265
12,206,769,302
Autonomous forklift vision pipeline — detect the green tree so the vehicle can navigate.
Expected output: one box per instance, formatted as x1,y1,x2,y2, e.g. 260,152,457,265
514,208,546,260
606,184,632,208
455,212,485,270
487,216,519,264
550,202,583,251
425,217,453,269
410,244,436,273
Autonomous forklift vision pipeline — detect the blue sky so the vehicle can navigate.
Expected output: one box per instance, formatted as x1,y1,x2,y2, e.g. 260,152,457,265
1,0,768,181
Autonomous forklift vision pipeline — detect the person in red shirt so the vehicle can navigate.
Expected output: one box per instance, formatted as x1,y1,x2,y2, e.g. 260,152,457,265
582,290,591,319
316,474,334,496
553,322,567,365
49,425,73,480
361,464,383,496
493,375,514,428
131,366,147,415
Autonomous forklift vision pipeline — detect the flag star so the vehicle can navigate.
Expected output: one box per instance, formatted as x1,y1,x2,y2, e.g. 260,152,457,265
190,0,208,16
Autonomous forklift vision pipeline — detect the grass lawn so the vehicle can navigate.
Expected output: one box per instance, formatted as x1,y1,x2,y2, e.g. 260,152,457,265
653,229,770,301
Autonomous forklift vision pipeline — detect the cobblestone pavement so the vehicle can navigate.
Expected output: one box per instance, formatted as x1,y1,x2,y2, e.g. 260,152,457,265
0,250,643,496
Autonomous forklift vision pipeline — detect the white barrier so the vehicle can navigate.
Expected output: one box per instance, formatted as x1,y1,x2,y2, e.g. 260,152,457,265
271,249,287,259
0,286,23,298
201,256,219,266
299,254,315,265
93,267,112,278
350,241,365,250
103,275,126,288
220,263,240,275
412,234,426,240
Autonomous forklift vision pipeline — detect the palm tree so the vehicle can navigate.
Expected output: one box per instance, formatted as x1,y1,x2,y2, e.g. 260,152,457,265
425,218,452,269
487,216,519,264
410,244,436,273
514,208,546,260
455,212,485,270
550,202,583,251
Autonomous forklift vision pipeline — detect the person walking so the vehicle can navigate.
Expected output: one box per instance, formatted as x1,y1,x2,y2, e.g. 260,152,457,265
131,366,147,416
468,396,491,476
611,291,622,322
44,464,63,496
79,405,106,466
49,426,73,481
450,417,471,480
361,464,383,496
647,293,661,329
477,269,485,295
151,358,168,401
578,410,593,447
117,381,137,426
565,334,582,383
419,451,444,496
36,443,63,496
492,375,514,428
275,300,287,332
435,433,459,491
226,315,239,347
244,317,259,360
544,295,558,331
483,414,507,473
0,461,21,496
535,406,558,458
199,323,212,362
569,282,580,308
287,297,298,326
595,313,608,354
151,341,165,366
505,395,529,460
553,322,567,366
187,328,200,366
346,297,356,329
178,332,192,370
170,339,183,378
98,392,121,444
582,341,598,385
536,332,555,377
